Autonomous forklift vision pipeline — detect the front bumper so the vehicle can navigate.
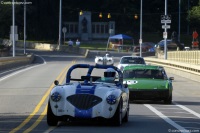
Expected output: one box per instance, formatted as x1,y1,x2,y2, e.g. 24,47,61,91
50,94,119,119
129,89,171,101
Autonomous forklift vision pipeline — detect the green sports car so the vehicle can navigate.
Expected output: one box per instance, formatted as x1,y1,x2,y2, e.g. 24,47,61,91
123,65,174,104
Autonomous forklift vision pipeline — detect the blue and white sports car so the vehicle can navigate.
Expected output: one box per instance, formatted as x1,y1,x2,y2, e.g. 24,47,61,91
47,64,129,126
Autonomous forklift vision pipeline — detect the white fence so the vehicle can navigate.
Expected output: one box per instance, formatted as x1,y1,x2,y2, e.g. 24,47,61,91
168,50,200,65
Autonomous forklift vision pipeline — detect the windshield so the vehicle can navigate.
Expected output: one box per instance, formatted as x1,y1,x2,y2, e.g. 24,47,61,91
120,57,145,64
123,69,165,79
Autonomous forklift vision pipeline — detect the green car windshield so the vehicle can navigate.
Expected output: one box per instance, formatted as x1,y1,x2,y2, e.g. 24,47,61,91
123,69,165,79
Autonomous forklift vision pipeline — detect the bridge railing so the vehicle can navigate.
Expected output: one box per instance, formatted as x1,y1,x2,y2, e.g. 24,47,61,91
168,50,200,65
144,56,200,83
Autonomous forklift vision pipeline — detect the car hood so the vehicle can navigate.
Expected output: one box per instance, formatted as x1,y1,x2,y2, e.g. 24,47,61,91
123,78,168,90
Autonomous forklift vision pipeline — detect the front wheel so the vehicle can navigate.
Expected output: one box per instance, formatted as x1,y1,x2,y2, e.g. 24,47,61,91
122,101,129,122
112,98,122,126
47,102,58,126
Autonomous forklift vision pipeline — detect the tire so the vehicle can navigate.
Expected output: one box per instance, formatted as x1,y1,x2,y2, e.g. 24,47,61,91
164,95,172,104
47,102,58,126
122,101,129,122
112,98,123,126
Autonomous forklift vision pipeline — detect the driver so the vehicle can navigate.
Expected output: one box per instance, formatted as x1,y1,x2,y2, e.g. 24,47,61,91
103,68,116,83
152,70,163,79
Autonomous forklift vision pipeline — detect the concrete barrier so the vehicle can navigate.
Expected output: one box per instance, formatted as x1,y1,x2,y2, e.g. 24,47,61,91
0,49,10,57
15,41,87,55
60,45,87,55
0,54,35,71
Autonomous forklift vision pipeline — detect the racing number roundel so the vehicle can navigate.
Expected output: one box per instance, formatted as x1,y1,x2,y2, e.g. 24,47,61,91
127,80,138,84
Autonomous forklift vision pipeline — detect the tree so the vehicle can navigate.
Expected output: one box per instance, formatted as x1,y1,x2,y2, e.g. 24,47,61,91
188,3,200,32
0,0,199,41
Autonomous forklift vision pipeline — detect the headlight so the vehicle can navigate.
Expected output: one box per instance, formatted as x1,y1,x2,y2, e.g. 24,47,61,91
106,95,117,105
51,92,61,102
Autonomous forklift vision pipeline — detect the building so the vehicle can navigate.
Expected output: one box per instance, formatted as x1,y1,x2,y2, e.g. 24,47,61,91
63,11,115,41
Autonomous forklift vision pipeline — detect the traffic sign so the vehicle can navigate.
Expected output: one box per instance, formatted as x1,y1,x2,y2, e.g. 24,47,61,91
162,25,170,29
161,20,171,23
163,32,167,39
161,15,171,20
193,31,198,39
161,15,171,23
10,34,18,41
62,27,67,33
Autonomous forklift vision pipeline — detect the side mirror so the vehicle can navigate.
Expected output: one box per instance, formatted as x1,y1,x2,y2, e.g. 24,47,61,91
169,77,174,80
54,80,59,85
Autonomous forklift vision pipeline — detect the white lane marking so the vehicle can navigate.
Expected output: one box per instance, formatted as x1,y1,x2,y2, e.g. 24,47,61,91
144,104,189,133
0,55,46,82
173,102,200,118
154,107,183,110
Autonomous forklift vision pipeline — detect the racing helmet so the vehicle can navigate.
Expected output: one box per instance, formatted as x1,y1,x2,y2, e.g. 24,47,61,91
104,68,116,78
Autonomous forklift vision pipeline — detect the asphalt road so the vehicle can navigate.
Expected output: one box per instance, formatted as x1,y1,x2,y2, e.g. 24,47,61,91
0,50,199,133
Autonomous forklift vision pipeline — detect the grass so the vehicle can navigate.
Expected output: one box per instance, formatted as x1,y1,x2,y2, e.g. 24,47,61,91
79,42,134,52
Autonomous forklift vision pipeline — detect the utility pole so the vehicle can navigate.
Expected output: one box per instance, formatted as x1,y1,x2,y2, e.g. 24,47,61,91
12,0,15,57
24,0,26,54
164,0,168,60
178,0,181,42
58,0,62,50
139,0,143,57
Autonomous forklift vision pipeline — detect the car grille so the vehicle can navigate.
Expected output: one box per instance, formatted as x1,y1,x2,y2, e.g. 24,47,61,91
67,94,102,110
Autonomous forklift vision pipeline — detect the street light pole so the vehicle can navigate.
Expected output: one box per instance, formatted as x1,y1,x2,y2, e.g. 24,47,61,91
187,0,190,35
139,0,143,57
178,0,181,42
164,0,167,60
12,0,15,57
24,0,26,54
58,0,62,49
